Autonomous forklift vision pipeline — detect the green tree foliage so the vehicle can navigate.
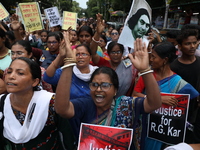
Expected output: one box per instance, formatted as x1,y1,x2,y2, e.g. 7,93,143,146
85,0,132,17
86,0,99,18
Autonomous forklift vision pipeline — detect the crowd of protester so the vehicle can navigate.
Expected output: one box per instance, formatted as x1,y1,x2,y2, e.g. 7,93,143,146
0,12,200,150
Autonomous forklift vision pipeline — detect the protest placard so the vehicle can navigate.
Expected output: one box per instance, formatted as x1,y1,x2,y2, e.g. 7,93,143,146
0,3,9,20
18,2,43,32
16,7,24,25
147,93,190,144
62,11,77,30
118,0,152,49
44,7,61,27
78,123,133,150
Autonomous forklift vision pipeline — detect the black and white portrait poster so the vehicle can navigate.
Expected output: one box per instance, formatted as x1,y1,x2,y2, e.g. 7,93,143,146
118,0,152,49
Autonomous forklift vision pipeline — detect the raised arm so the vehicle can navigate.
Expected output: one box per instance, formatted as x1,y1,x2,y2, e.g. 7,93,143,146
90,13,105,64
45,48,66,78
46,28,74,77
10,14,23,41
128,38,161,113
55,31,76,118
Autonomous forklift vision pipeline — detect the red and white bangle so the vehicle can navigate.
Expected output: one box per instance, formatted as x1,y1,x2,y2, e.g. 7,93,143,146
92,37,100,43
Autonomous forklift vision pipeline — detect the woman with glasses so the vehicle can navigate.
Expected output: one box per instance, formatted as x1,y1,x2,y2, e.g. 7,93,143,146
43,42,98,99
55,34,161,150
132,42,199,150
3,40,53,92
90,14,137,98
105,29,119,49
43,36,98,140
40,32,62,69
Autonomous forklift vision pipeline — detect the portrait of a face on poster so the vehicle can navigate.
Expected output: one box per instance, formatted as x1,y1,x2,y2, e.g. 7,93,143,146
118,0,152,49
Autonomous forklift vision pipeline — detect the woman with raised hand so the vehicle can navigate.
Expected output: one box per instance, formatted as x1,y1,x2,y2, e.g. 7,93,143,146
43,41,98,99
55,35,161,150
90,13,137,97
132,42,199,150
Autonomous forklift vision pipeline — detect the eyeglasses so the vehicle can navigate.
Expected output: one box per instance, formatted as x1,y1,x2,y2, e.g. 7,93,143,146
47,41,58,45
11,51,24,56
89,82,113,91
76,53,90,57
110,51,122,55
111,32,118,35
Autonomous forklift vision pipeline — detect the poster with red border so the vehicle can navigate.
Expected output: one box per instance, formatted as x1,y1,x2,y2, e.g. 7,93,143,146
147,93,190,144
78,123,133,150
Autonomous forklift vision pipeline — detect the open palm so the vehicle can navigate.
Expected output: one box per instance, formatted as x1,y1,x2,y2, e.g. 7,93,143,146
128,38,149,71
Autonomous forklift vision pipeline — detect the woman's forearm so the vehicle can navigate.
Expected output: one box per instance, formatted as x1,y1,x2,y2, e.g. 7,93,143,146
143,72,161,113
55,66,74,118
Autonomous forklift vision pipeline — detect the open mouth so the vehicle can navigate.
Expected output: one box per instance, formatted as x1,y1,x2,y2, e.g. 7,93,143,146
7,82,17,86
77,60,84,64
95,94,105,102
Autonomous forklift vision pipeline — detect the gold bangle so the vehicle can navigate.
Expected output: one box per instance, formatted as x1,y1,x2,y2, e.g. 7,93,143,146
64,60,77,64
63,58,76,63
139,66,151,73
63,57,75,61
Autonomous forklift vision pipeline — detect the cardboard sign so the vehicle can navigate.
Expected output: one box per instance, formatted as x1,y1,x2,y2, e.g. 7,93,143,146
78,123,133,150
18,2,43,32
44,7,61,27
62,11,77,30
0,3,9,20
147,93,190,144
16,7,24,25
